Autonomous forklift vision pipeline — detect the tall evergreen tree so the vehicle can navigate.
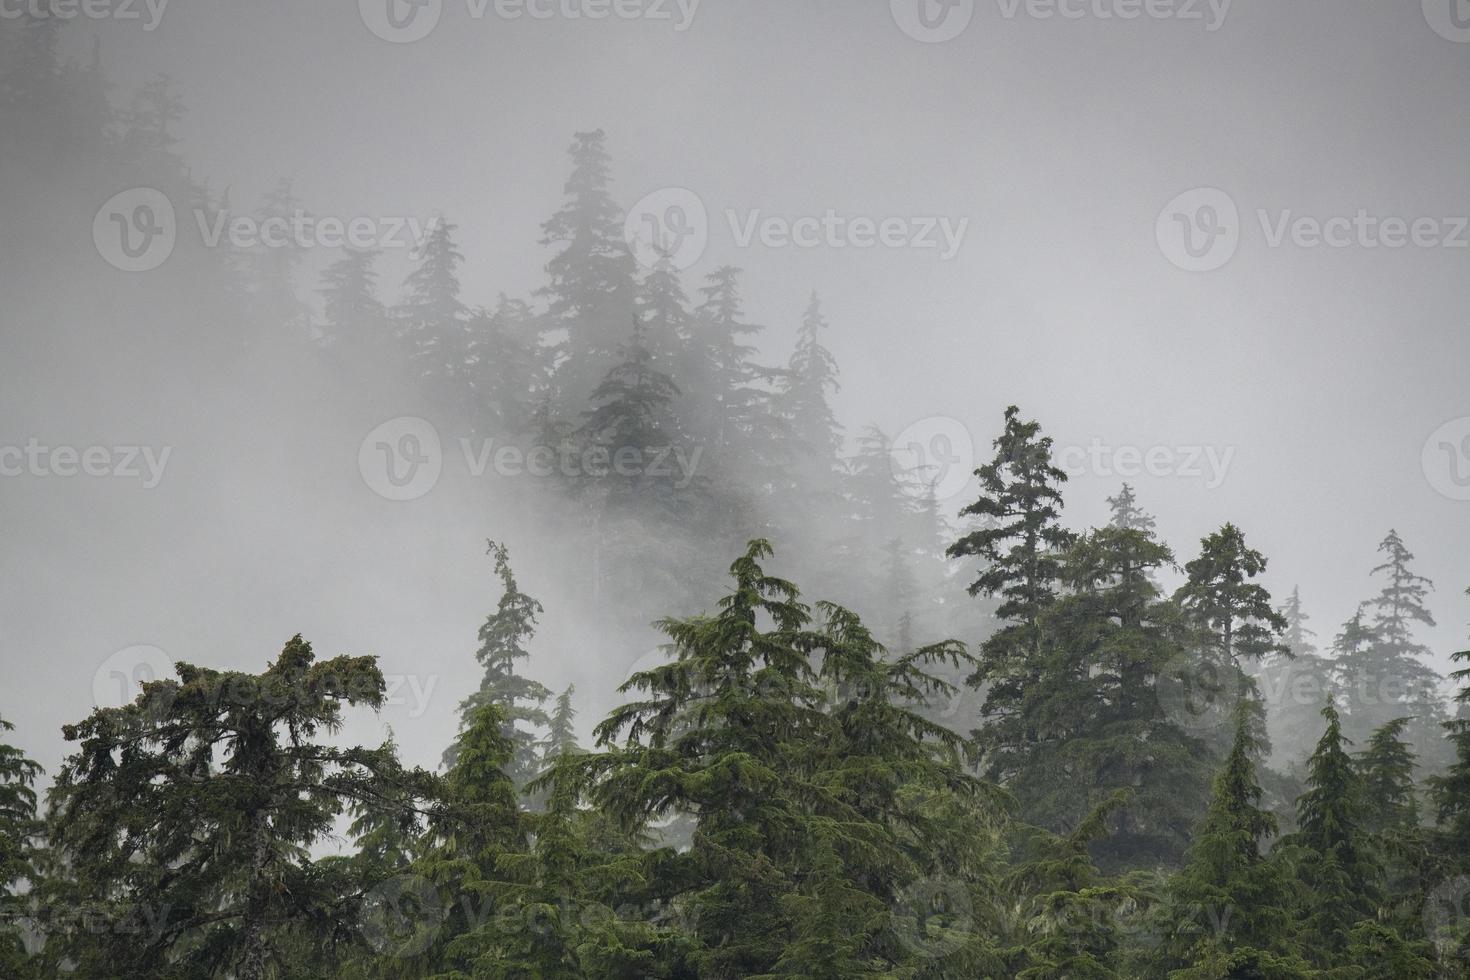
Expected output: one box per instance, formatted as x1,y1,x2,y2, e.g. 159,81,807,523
1284,699,1381,963
1162,705,1307,977
1173,524,1288,752
1015,525,1212,868
542,685,581,762
43,637,439,980
949,405,1072,736
0,714,41,978
579,540,1007,977
397,216,471,420
317,248,393,368
466,293,548,440
687,265,767,455
572,316,710,617
240,177,311,346
538,129,638,415
1258,587,1334,775
1357,717,1420,836
447,541,553,788
1350,531,1447,765
775,292,843,470
1174,524,1288,667
1431,588,1470,862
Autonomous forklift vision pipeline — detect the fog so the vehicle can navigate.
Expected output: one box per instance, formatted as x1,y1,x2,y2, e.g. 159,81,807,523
3,0,1468,806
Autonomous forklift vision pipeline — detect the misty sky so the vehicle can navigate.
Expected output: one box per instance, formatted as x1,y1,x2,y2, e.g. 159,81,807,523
8,0,1468,779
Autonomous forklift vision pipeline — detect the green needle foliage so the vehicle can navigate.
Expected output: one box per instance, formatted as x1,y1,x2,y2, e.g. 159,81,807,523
42,636,440,980
0,714,41,978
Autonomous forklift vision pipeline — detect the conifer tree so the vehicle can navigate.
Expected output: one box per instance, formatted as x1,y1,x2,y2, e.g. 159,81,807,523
1357,717,1420,836
318,248,393,368
543,685,580,761
1285,699,1381,962
776,292,843,470
397,216,470,418
634,260,694,374
836,425,920,620
579,540,1007,977
1002,791,1142,979
466,294,548,440
398,702,531,976
0,714,40,978
239,177,311,345
949,405,1072,751
447,541,553,787
1162,705,1305,975
580,540,829,977
1431,588,1470,861
1351,531,1447,764
578,318,685,495
1258,587,1334,776
1174,524,1288,666
687,265,767,455
1173,524,1288,753
573,316,708,615
44,637,439,980
1106,483,1156,534
1014,525,1212,868
538,129,638,414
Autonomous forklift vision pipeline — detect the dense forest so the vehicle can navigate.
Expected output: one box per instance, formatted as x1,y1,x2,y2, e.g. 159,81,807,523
3,13,1470,979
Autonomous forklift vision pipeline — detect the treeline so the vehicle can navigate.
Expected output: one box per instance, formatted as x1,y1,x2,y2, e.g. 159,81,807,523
1,517,1468,977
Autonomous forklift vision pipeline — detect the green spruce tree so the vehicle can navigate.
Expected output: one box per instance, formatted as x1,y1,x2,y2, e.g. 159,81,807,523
446,541,553,788
0,714,41,978
44,636,439,980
